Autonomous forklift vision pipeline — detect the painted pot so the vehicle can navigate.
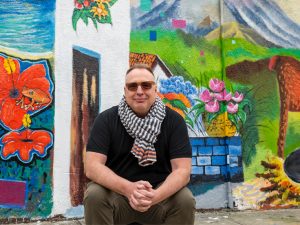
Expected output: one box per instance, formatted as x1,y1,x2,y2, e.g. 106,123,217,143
203,112,237,137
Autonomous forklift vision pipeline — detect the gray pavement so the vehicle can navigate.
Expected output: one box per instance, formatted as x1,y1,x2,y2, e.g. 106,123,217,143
3,208,300,225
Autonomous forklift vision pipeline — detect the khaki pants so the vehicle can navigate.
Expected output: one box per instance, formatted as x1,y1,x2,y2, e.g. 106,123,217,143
84,182,196,225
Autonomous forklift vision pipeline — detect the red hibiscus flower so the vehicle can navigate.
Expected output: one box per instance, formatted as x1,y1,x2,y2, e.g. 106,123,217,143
0,129,53,163
0,56,52,130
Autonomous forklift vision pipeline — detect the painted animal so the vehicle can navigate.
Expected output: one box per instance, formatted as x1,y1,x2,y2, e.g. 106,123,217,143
16,86,52,110
226,56,300,159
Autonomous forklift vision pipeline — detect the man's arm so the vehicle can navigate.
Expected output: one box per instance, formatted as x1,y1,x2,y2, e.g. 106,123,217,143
85,151,153,202
152,157,191,205
130,157,191,209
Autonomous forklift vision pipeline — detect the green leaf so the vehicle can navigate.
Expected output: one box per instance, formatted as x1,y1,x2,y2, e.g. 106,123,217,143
219,102,227,113
81,10,89,25
194,108,205,122
228,114,239,131
87,13,98,30
237,110,247,124
162,98,170,105
190,103,204,113
72,9,82,31
207,113,219,123
240,99,252,111
185,116,194,128
171,99,187,111
109,0,119,7
194,99,204,103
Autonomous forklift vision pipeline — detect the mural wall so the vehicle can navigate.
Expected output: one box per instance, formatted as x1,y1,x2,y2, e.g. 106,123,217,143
0,0,55,218
0,0,300,220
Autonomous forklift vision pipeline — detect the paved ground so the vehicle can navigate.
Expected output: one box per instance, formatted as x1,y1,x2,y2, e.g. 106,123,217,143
3,208,300,225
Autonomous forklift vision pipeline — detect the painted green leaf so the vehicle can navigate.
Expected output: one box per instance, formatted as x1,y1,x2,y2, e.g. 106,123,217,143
190,103,204,113
72,9,82,31
194,107,205,122
81,10,89,25
237,110,247,124
171,99,187,111
185,116,194,128
110,0,118,6
207,113,219,123
240,99,252,111
87,13,98,30
228,114,239,131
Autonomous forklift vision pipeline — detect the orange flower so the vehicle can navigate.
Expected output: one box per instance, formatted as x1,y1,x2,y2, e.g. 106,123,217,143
91,3,108,18
0,56,52,130
0,129,53,163
163,93,191,108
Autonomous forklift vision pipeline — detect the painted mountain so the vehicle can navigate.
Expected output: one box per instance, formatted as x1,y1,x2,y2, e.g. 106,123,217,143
224,0,300,48
205,22,277,47
131,0,180,30
187,16,219,37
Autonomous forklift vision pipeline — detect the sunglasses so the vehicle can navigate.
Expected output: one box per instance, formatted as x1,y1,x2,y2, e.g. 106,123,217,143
125,81,156,91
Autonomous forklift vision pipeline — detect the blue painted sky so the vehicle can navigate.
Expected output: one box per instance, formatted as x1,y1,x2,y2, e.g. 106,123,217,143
0,0,55,53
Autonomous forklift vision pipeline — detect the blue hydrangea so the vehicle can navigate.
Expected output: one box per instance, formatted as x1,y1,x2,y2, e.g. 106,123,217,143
159,76,198,105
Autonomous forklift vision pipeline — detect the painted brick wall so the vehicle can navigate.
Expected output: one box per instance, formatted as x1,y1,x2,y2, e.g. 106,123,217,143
190,136,244,184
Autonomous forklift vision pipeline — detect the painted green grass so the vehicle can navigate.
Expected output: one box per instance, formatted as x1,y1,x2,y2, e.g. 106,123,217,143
130,29,223,86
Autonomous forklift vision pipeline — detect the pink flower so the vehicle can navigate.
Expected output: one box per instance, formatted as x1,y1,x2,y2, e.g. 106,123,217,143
205,100,219,113
209,78,225,92
227,102,238,114
200,89,212,103
232,91,244,103
214,89,232,101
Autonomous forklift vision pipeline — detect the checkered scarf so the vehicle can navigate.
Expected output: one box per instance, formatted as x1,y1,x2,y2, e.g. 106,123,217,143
118,96,166,166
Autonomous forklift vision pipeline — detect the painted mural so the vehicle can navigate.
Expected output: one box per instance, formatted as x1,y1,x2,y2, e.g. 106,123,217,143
1,0,300,221
0,0,55,219
130,0,300,209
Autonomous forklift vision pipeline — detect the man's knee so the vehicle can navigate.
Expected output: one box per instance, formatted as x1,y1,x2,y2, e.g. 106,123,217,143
171,187,196,211
84,182,110,207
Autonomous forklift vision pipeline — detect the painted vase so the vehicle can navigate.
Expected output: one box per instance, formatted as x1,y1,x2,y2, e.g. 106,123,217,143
203,112,237,137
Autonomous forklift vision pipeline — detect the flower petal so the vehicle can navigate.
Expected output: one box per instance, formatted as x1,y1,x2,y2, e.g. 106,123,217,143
18,64,46,86
0,98,27,130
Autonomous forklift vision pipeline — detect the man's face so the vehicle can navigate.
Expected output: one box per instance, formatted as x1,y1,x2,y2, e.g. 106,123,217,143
124,68,157,117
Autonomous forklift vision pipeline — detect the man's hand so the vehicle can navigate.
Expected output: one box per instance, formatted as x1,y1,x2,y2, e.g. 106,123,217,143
127,181,155,212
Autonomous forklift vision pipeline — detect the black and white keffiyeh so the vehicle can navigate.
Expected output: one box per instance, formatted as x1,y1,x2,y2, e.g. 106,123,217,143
118,96,166,166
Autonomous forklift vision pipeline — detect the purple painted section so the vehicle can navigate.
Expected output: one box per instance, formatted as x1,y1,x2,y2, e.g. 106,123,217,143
172,19,186,28
0,180,26,208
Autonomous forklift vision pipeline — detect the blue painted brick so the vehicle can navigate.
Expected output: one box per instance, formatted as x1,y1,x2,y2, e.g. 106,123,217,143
198,146,212,155
229,156,239,167
192,157,197,166
220,165,228,177
212,156,226,165
192,166,204,175
226,136,241,146
192,146,198,156
228,145,242,156
213,146,227,155
205,166,220,175
206,137,220,146
229,166,243,177
219,138,226,145
190,138,205,146
197,156,211,166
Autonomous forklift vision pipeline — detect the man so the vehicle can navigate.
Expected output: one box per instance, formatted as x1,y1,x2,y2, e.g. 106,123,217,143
84,64,195,225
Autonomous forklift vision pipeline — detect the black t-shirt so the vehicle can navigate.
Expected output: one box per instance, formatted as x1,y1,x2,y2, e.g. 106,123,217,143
86,106,192,187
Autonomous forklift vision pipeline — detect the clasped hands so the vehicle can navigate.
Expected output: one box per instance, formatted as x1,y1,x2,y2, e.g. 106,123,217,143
128,180,156,212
